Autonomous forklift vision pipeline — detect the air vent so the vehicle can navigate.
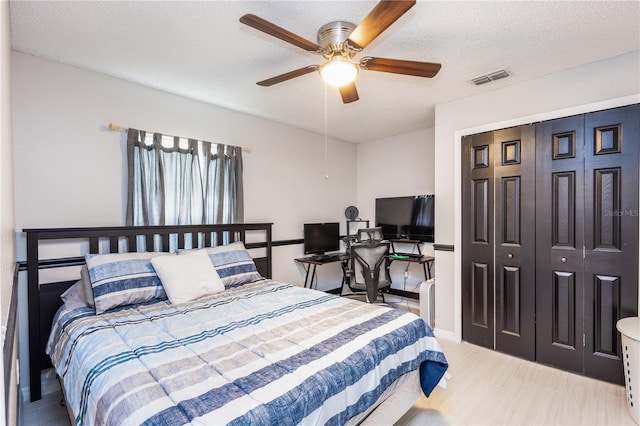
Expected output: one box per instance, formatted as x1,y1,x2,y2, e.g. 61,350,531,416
471,69,510,86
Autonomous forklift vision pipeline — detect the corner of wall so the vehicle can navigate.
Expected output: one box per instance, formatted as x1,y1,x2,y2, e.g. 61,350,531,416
1,0,17,420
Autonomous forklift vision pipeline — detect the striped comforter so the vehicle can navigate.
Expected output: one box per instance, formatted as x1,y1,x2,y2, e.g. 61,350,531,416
47,280,448,425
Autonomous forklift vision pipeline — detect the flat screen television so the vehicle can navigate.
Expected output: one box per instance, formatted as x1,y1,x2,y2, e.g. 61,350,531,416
304,222,340,256
375,195,434,242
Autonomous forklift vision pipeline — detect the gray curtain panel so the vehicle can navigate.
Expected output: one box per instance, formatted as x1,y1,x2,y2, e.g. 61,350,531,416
126,128,244,228
203,143,244,225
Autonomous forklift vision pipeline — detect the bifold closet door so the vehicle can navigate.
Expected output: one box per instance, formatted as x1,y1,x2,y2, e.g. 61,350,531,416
535,114,586,375
462,131,495,349
493,126,536,360
536,104,639,384
462,126,536,360
583,105,639,383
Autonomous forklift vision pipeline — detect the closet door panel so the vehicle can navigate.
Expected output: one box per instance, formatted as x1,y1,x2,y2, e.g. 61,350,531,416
462,132,495,349
552,172,576,248
552,271,576,348
536,115,585,374
471,261,490,327
473,179,490,243
583,104,639,384
500,265,521,334
494,126,536,360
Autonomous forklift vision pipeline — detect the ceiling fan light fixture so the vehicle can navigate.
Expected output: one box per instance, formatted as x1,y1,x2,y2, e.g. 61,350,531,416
320,55,358,87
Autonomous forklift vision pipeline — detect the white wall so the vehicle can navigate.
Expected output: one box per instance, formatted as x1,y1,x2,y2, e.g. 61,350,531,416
356,129,435,292
0,0,17,423
11,52,358,397
433,50,640,340
356,128,435,220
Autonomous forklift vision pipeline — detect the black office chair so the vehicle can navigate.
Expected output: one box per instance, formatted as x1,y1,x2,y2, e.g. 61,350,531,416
356,227,385,243
344,241,391,303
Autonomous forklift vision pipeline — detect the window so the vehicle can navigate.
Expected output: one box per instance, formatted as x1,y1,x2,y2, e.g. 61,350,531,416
126,129,244,227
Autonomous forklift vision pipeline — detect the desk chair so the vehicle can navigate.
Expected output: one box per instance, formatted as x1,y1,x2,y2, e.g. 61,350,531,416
356,227,384,243
345,241,391,303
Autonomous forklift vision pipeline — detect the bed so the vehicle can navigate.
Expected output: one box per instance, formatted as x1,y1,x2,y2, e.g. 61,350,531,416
25,224,448,425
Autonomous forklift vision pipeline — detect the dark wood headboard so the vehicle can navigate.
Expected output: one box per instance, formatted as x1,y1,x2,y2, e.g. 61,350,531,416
23,223,273,402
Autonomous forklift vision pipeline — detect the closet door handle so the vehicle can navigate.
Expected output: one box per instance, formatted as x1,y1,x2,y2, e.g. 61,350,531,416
561,257,567,263
507,253,513,259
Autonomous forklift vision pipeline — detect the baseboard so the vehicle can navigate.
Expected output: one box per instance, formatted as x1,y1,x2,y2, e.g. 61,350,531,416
20,369,60,403
434,328,461,342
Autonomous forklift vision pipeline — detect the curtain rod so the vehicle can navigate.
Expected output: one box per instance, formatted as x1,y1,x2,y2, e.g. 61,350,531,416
107,123,252,153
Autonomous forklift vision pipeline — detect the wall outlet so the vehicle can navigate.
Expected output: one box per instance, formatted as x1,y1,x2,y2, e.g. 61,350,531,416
404,271,409,279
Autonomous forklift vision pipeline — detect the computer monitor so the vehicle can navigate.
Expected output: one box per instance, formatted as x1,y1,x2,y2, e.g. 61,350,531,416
375,195,434,242
303,222,340,255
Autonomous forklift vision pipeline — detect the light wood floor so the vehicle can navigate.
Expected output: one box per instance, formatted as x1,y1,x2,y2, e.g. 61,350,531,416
397,338,634,425
21,389,69,426
22,329,634,425
23,337,634,425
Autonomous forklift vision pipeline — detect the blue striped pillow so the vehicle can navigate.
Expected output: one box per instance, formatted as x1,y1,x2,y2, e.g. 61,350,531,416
180,242,262,288
85,252,173,314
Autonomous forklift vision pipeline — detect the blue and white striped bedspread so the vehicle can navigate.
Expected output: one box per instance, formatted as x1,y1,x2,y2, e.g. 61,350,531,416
47,280,448,425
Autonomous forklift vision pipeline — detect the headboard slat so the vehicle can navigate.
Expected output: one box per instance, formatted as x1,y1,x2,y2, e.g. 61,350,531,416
109,236,118,253
89,237,99,254
128,235,137,252
145,234,154,252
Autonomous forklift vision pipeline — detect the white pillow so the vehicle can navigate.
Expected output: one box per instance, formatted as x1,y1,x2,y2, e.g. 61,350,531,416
151,250,225,304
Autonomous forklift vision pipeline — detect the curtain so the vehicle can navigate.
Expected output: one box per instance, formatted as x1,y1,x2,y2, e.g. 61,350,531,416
126,128,244,227
202,143,244,224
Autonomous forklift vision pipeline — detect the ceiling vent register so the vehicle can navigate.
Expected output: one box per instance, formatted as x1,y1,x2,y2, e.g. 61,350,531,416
471,69,510,85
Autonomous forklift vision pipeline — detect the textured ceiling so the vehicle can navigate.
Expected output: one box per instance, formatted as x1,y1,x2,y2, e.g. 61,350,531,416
9,1,640,143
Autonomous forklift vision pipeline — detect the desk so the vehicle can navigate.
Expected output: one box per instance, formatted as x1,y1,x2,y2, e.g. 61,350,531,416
389,239,434,281
389,254,434,281
294,254,349,290
295,253,433,295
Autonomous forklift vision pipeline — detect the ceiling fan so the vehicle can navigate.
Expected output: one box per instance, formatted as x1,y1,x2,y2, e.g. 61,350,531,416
239,0,441,104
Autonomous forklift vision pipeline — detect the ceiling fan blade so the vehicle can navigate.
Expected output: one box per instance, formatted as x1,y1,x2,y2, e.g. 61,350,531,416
256,65,319,86
347,0,416,49
360,57,441,78
339,82,359,104
240,14,321,53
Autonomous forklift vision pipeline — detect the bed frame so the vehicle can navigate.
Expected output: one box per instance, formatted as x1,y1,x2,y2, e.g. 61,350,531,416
24,223,273,402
